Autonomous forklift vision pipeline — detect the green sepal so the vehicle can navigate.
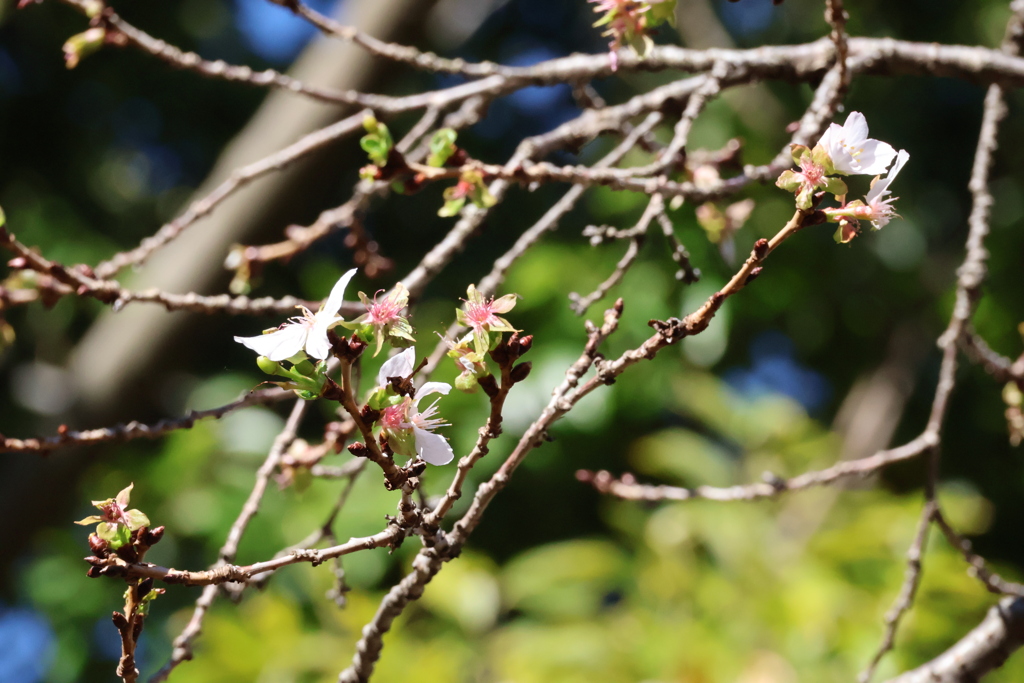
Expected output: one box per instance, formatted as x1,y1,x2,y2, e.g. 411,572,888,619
795,184,815,210
824,176,848,197
811,144,834,175
775,170,802,192
385,428,417,458
98,523,131,551
790,144,810,167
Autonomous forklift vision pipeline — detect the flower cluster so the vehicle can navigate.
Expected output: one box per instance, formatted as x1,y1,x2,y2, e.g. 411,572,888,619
776,111,910,242
369,348,455,466
233,271,524,468
589,0,676,70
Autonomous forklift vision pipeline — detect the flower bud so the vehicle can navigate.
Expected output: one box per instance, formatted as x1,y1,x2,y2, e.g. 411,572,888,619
454,371,479,393
63,28,106,69
256,355,282,376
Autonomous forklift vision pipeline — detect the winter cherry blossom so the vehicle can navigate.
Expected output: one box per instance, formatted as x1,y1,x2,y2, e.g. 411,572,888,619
817,111,897,176
74,483,150,547
376,348,455,465
348,283,415,357
457,284,517,355
235,269,357,362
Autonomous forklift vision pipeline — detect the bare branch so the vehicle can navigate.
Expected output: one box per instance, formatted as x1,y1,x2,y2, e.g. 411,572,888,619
0,387,290,454
861,500,936,683
882,597,1024,683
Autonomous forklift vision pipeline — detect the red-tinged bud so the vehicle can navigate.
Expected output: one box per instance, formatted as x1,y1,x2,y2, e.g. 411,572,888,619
753,238,769,258
478,373,499,398
510,361,532,384
361,404,381,425
348,442,370,458
142,526,165,545
88,534,108,554
515,334,534,356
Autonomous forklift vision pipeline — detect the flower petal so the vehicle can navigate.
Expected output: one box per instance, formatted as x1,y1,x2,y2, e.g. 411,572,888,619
816,122,842,154
852,139,896,175
417,381,452,399
115,483,133,508
235,324,308,362
413,427,454,465
490,293,518,314
304,323,333,361
842,111,869,143
322,268,358,318
377,347,416,387
865,149,909,205
74,515,103,525
124,509,151,531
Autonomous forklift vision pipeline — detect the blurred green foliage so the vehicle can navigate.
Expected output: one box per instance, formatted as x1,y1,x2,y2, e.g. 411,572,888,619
3,0,1024,681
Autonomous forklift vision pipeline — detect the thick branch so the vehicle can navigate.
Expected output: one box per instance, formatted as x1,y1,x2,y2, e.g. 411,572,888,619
883,598,1024,683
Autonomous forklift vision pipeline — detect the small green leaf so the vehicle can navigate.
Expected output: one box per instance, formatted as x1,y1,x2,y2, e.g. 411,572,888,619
439,197,466,217
428,129,458,167
648,0,677,27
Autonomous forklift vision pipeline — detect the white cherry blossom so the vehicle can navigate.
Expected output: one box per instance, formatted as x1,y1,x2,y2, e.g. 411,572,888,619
235,269,356,362
817,111,897,176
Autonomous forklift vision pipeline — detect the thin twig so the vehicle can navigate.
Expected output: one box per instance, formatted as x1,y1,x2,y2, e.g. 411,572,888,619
860,500,936,683
150,398,307,683
933,508,1024,597
577,436,933,502
93,110,368,278
1,387,290,454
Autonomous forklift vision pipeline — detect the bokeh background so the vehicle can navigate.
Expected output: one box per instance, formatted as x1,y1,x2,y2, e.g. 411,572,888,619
2,0,1024,681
